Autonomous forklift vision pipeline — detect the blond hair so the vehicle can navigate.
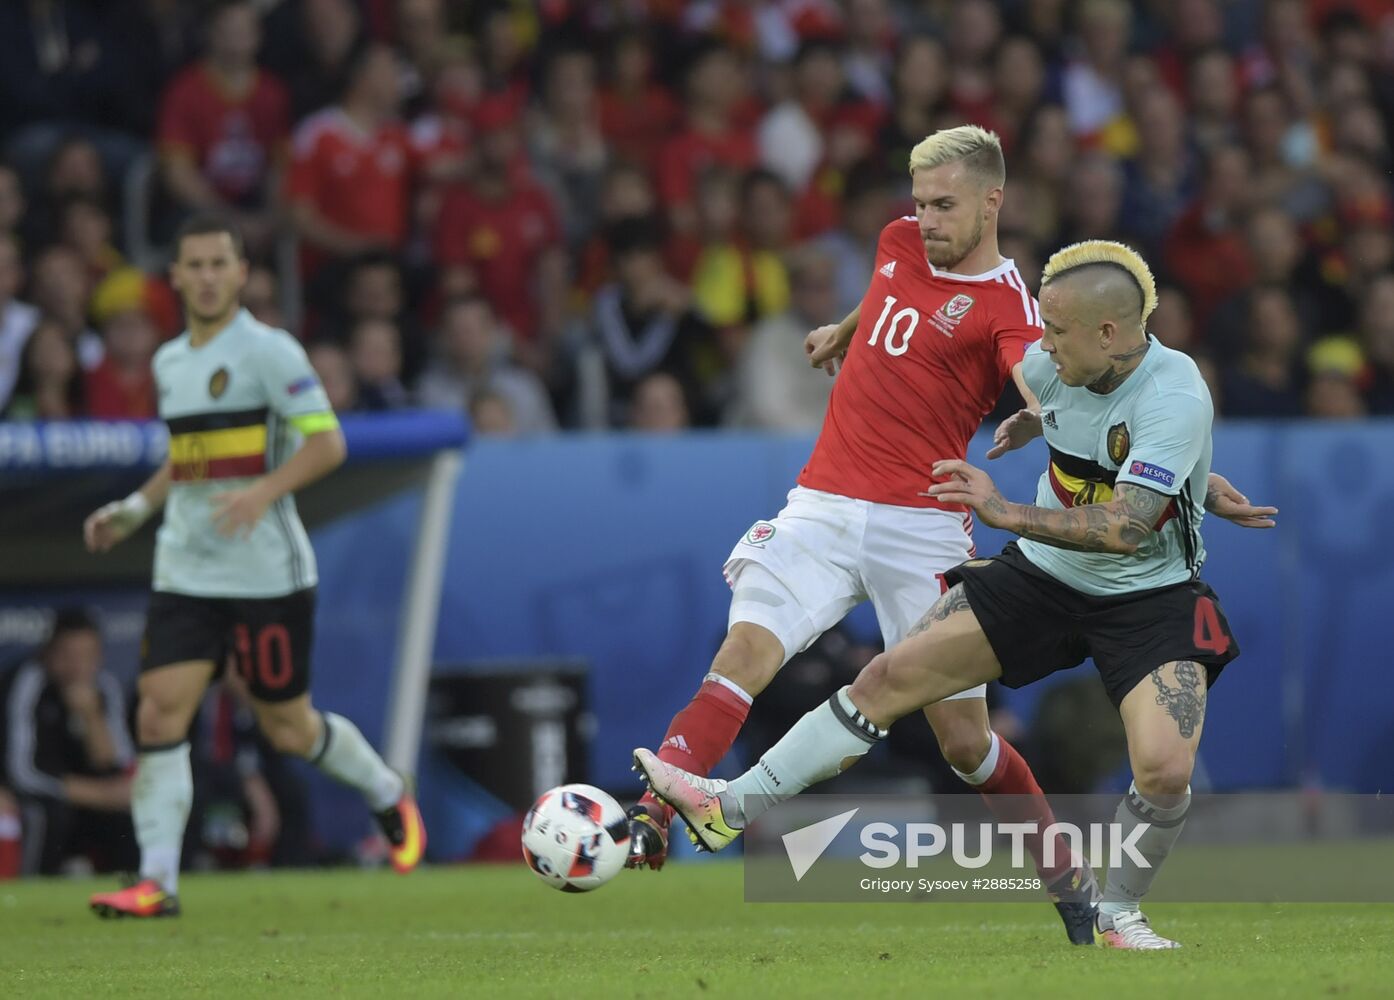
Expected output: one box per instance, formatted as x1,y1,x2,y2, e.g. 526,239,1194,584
908,125,1005,188
1041,240,1159,323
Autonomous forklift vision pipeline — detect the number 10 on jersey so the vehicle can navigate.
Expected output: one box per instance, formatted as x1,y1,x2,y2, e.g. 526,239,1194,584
868,295,919,357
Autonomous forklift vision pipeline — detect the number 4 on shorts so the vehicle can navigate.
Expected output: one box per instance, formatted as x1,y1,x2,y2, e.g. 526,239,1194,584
1192,596,1231,655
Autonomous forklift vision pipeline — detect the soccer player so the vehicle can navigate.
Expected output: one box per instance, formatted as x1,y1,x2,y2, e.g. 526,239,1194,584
82,216,425,918
637,239,1249,950
625,125,1268,943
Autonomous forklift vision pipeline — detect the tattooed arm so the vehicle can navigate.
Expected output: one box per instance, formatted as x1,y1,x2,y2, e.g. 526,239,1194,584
927,460,1171,555
1204,472,1278,528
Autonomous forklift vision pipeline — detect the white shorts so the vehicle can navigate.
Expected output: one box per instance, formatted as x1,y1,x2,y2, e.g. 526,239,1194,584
724,486,986,702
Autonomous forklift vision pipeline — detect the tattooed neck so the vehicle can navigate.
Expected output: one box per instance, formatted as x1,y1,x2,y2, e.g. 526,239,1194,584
1087,338,1151,394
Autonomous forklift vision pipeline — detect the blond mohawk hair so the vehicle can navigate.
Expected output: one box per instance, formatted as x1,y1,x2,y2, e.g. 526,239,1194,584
908,125,1004,187
1041,240,1159,323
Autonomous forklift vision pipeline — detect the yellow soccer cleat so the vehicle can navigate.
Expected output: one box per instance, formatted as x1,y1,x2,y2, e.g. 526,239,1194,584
89,877,180,919
375,788,427,874
631,748,743,853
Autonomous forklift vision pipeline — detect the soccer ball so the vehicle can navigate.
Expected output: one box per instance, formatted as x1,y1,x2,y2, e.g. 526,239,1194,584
521,783,630,892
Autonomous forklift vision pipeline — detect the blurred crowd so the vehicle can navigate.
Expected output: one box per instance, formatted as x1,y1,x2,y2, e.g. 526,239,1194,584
1,0,1393,434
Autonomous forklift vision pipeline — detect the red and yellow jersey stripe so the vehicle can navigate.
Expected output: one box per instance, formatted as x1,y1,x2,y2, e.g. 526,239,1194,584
166,407,268,482
1045,446,1176,529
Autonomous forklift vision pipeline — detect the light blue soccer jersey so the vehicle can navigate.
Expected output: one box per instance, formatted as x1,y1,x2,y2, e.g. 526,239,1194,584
152,309,337,598
1016,336,1213,596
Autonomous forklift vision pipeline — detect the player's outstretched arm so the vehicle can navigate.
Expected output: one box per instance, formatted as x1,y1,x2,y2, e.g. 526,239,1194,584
986,408,1043,459
83,459,171,553
212,427,347,539
928,460,1167,555
1205,472,1278,528
805,304,860,375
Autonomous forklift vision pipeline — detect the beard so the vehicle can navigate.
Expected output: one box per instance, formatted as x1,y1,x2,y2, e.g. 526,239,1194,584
922,212,986,270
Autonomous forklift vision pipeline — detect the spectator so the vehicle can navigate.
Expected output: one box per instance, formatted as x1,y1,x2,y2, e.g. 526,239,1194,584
727,245,839,430
264,0,366,123
576,219,717,428
654,42,757,236
1007,104,1073,249
817,163,893,317
393,0,453,117
576,162,658,298
287,44,414,275
529,47,608,249
876,35,950,180
3,319,84,420
336,253,424,378
946,0,1005,129
1358,273,1394,414
1306,370,1367,419
1208,206,1319,358
1187,47,1242,152
468,388,517,437
758,41,850,196
243,265,286,332
988,35,1049,153
0,609,134,876
434,91,567,368
1119,89,1196,260
0,233,40,412
85,268,162,420
29,137,109,250
842,0,897,106
1149,286,1196,355
1240,86,1325,221
308,341,358,413
57,195,124,284
0,164,27,238
415,295,556,434
1163,144,1256,330
347,318,408,411
597,30,681,173
156,0,290,259
1220,286,1306,417
629,372,692,433
1059,151,1126,245
1061,0,1131,142
692,169,794,329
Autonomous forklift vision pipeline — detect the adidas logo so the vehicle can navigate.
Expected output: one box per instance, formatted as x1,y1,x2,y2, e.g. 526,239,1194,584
1042,410,1058,429
879,260,896,279
661,735,691,753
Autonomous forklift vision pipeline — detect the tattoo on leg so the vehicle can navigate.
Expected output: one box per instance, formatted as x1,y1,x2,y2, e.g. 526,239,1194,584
907,584,970,638
1151,660,1205,739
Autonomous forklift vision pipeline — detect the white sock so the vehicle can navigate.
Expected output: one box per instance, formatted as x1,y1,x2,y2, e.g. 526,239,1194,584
133,742,193,894
1099,783,1191,920
725,686,886,826
309,712,404,811
951,731,1001,786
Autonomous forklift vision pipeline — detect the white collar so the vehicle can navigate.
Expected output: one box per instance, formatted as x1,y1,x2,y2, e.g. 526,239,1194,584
925,257,1016,282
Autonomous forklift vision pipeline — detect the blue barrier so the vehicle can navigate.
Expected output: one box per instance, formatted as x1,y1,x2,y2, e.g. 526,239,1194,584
309,421,1394,840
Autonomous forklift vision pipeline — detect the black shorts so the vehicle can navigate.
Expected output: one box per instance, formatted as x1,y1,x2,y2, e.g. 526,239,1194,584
943,544,1239,707
141,589,316,703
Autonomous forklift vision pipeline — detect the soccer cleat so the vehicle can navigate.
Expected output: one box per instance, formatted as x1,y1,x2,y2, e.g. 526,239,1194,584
374,786,427,875
625,803,670,871
631,748,742,853
89,877,180,919
1047,864,1101,946
1095,909,1182,950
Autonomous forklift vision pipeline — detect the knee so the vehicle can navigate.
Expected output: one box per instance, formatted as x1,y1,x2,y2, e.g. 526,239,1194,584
934,721,992,775
136,689,191,745
259,711,319,757
1132,754,1194,799
710,626,783,695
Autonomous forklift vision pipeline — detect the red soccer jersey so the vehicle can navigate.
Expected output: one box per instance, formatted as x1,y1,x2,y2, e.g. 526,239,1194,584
798,217,1042,509
286,109,415,249
434,180,562,341
157,65,291,205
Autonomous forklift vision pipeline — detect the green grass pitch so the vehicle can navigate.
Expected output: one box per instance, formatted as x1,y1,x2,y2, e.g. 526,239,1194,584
2,863,1391,998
